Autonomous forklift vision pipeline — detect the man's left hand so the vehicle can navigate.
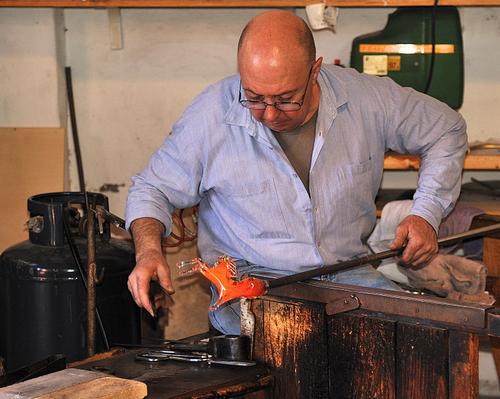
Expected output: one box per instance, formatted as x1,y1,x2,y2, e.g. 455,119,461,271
390,215,438,267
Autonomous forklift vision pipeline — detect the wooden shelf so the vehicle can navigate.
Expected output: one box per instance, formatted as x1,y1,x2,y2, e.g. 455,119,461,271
2,0,500,7
384,153,500,170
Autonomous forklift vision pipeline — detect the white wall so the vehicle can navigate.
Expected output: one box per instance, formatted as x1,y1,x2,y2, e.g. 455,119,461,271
0,8,66,127
461,7,500,141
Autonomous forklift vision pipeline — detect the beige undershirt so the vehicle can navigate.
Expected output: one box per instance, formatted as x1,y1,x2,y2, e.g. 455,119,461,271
272,112,318,193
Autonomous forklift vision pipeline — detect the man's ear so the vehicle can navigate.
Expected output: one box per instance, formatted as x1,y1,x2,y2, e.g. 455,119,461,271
313,57,323,81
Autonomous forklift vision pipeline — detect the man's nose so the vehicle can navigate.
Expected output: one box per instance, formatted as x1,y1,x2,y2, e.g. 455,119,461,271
263,104,280,121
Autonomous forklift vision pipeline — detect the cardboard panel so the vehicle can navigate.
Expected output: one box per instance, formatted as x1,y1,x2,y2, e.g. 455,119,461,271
0,127,65,252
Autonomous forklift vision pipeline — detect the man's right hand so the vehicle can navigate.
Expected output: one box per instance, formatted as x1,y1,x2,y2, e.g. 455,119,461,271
127,218,175,317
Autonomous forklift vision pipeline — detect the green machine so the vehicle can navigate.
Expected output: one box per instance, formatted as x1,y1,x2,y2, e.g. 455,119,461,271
350,7,464,109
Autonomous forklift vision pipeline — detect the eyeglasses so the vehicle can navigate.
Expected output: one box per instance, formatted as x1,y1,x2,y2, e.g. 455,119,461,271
239,65,313,112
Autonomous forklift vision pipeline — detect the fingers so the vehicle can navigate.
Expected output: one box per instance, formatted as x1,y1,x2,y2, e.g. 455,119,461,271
127,252,173,317
127,269,155,317
156,262,175,295
400,238,437,267
390,224,408,251
391,215,438,268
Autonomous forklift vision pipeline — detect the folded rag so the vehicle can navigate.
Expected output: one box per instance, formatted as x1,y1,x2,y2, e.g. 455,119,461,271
369,200,490,303
399,254,487,297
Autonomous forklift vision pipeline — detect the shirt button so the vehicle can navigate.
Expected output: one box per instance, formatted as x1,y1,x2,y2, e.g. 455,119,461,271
292,173,298,178
317,241,321,247
314,207,319,212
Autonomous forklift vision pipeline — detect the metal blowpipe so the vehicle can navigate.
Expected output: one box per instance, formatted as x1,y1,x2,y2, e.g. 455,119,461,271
177,223,500,309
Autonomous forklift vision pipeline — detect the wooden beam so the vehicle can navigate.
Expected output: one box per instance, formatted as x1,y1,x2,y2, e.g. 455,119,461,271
252,297,329,398
328,312,397,398
2,0,324,7
396,323,449,398
2,0,500,7
334,0,500,4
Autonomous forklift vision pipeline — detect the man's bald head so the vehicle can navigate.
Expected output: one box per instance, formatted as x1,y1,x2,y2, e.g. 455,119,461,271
237,11,321,133
238,11,316,68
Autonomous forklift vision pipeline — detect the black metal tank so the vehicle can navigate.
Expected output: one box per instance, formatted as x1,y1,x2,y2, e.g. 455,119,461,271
0,192,140,372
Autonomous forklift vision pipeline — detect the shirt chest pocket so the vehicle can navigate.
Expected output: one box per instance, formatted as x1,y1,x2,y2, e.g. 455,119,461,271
330,159,375,225
223,179,290,239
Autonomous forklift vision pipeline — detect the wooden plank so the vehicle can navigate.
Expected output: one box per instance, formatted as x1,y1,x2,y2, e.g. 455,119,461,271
38,376,147,399
334,0,500,4
0,368,147,399
0,369,103,397
2,0,500,7
250,298,265,363
0,128,65,253
384,153,500,170
328,312,396,399
483,237,500,276
489,336,500,381
396,323,448,399
0,0,339,7
448,331,479,399
257,298,328,399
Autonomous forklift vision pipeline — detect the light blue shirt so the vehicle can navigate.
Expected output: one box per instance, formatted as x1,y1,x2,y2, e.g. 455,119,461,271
125,65,467,273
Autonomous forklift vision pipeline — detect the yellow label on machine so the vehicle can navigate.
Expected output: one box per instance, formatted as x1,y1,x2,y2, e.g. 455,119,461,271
359,44,455,54
363,55,388,75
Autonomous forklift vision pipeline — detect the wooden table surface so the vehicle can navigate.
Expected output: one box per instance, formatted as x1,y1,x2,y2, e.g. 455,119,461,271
74,348,272,399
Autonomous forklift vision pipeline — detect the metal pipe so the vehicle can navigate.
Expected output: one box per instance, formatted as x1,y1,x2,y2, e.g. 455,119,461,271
86,207,97,356
65,67,85,193
62,209,110,351
267,222,500,289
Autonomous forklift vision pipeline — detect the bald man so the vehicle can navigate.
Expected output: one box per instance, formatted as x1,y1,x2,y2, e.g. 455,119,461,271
125,11,467,334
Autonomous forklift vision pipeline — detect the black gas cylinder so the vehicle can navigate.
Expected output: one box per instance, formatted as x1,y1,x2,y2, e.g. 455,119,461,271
0,192,140,372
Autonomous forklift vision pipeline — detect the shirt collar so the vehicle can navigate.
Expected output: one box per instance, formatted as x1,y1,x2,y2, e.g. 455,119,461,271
224,76,254,131
223,76,271,147
317,66,348,116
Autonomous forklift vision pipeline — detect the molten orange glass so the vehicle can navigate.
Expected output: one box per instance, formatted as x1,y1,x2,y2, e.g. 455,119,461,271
182,256,268,310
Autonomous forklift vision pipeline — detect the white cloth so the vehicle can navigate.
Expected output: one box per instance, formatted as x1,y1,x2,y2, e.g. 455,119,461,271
368,200,413,284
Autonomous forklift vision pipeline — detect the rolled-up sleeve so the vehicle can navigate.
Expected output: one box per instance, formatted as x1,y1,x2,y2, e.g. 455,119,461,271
125,124,205,236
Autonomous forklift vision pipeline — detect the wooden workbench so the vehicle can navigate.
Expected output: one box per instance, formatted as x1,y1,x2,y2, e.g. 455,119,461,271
250,280,499,398
72,348,272,398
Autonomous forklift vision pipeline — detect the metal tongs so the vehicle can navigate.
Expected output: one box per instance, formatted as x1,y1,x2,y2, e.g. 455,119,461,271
136,349,209,362
136,349,256,367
